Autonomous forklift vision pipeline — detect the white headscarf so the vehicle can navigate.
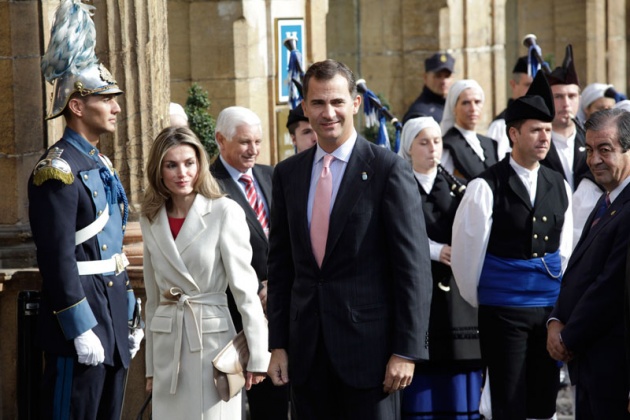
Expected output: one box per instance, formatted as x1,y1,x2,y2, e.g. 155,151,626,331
577,83,612,123
440,79,484,133
614,100,630,113
398,117,441,164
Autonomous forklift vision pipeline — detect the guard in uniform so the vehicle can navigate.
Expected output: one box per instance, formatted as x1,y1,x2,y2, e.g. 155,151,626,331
451,71,574,419
28,1,142,418
402,52,455,124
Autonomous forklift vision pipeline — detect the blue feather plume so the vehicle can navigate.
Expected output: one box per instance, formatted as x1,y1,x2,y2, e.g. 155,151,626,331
41,0,98,83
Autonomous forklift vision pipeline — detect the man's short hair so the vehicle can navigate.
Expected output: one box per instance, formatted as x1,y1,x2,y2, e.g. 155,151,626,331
215,106,262,140
585,108,630,152
303,59,357,100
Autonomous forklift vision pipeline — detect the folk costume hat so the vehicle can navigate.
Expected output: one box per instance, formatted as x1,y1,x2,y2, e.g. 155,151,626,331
546,44,579,86
41,0,122,120
505,70,555,124
512,56,529,74
286,103,309,128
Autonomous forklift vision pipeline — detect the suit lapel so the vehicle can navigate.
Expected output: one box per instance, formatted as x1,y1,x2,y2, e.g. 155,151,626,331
570,187,630,264
507,163,533,209
175,194,211,255
324,138,374,265
149,204,199,289
253,165,272,208
213,159,267,241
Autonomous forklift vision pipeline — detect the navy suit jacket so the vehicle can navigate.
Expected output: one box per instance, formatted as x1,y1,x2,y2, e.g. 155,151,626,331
210,158,273,330
551,182,630,400
267,136,433,388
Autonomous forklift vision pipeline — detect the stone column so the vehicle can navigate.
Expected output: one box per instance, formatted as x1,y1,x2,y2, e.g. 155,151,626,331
0,1,169,417
0,1,46,269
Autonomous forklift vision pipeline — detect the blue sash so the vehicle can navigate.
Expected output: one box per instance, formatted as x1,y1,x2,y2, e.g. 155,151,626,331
478,250,562,307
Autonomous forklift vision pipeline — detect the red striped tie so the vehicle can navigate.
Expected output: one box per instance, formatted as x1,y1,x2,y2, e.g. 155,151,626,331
239,174,269,235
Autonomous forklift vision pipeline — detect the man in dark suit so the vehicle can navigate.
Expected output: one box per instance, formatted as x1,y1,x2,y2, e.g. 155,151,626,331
548,108,630,418
210,106,289,419
266,59,432,419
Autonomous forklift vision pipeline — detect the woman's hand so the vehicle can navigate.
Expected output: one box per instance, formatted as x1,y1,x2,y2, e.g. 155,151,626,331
245,372,267,390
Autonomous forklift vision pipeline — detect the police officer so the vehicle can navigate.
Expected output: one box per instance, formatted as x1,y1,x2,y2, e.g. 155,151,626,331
29,2,142,418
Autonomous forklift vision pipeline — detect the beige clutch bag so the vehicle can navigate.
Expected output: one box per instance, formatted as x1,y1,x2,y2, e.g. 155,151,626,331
212,331,250,402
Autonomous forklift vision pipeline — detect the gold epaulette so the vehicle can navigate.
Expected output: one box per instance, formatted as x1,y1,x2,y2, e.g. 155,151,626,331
32,147,74,186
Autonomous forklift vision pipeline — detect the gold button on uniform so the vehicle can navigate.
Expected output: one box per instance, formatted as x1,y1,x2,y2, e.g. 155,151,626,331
542,216,547,222
83,174,89,180
533,253,538,257
89,149,96,156
532,216,537,222
97,210,103,216
102,244,108,251
533,234,538,239
93,191,98,197
544,236,549,241
107,281,113,287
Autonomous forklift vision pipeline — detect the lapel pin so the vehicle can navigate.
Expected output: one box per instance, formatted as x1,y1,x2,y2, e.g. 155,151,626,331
361,172,368,181
611,210,617,216
579,146,586,152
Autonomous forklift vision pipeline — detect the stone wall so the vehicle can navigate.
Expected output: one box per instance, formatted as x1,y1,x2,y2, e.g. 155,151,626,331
326,0,627,135
167,0,328,165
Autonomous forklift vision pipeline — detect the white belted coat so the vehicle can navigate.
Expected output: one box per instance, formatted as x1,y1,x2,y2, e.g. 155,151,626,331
141,194,270,419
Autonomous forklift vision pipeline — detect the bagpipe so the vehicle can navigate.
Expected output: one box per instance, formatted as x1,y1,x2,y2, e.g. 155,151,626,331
523,35,587,135
436,160,467,198
356,78,402,152
357,79,466,196
523,34,626,134
283,35,305,109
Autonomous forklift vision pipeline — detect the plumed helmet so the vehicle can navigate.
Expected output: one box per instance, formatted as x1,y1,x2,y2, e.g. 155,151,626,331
41,0,123,120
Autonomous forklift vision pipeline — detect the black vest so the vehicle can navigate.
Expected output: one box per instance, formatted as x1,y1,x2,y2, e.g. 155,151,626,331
480,158,568,260
418,173,461,245
418,174,481,363
442,127,498,181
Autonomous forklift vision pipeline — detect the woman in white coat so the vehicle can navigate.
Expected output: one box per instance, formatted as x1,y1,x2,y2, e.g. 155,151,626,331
141,126,270,419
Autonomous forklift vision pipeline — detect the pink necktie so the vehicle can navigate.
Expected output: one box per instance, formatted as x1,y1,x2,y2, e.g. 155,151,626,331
311,155,334,267
239,174,269,234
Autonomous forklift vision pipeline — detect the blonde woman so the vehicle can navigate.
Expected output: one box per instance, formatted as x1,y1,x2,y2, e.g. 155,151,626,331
141,126,269,419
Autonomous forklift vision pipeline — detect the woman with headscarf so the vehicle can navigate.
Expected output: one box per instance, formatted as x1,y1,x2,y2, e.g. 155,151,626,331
399,117,483,420
576,83,615,124
440,80,498,181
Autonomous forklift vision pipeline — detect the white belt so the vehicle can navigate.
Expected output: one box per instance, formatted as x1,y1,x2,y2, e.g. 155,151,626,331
75,204,110,245
77,253,129,275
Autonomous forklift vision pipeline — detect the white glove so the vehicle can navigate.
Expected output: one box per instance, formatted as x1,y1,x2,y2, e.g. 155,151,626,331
129,328,144,359
74,329,105,366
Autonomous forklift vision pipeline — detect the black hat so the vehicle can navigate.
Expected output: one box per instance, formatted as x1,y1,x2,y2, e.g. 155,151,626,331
512,56,529,74
425,52,455,73
505,70,555,123
286,103,309,128
546,44,579,86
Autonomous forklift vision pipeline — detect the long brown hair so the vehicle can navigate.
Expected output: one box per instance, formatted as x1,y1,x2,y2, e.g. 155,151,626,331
141,126,223,222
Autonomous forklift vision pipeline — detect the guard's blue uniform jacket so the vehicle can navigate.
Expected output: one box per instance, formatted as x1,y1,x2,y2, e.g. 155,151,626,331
28,127,134,368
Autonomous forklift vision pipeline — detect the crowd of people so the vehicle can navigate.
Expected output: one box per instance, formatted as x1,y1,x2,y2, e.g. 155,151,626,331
27,1,630,419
